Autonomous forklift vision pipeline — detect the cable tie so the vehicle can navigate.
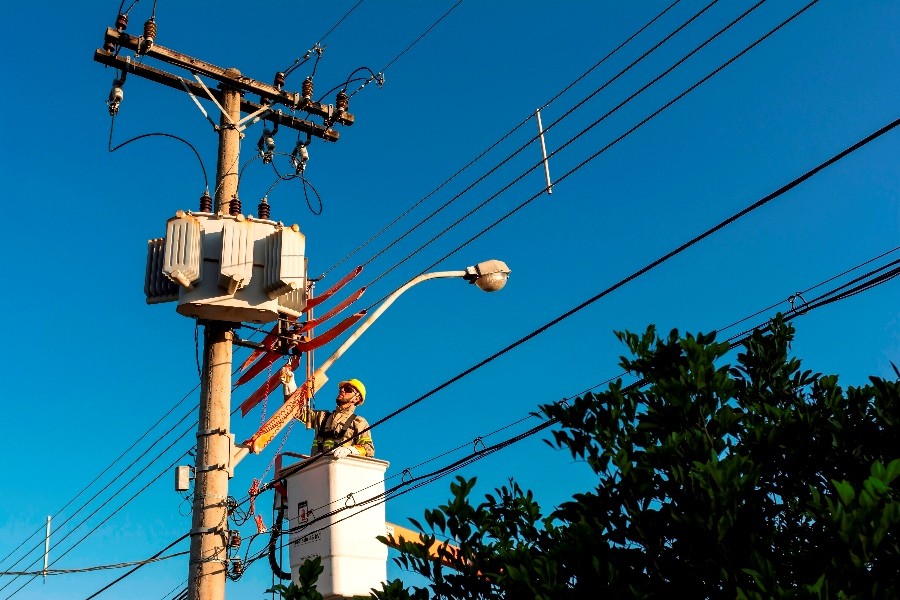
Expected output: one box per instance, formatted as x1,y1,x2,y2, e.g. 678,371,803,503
196,427,228,437
196,463,226,473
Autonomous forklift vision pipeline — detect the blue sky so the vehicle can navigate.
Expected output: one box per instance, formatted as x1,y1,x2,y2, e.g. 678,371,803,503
1,1,899,598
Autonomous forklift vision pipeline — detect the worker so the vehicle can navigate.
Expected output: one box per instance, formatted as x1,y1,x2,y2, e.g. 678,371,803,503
281,367,375,459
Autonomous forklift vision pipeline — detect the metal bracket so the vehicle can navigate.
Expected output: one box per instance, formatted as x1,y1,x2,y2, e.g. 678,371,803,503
197,427,227,437
195,463,226,473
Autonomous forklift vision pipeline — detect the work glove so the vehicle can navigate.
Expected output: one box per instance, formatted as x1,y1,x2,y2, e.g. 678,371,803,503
332,446,359,459
281,367,297,395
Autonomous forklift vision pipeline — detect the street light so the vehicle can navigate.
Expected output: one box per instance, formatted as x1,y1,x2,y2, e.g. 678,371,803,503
237,259,511,459
317,259,511,373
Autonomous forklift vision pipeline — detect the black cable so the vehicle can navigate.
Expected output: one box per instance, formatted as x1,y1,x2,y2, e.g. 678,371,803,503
318,0,683,280
414,0,827,278
262,254,900,562
4,444,193,599
344,115,900,450
0,396,198,593
85,534,190,600
363,0,770,292
0,550,188,576
350,0,464,97
228,242,900,579
108,116,209,191
353,0,738,291
267,503,292,580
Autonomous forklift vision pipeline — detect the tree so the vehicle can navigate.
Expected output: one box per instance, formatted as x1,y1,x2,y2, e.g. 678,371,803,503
372,317,900,599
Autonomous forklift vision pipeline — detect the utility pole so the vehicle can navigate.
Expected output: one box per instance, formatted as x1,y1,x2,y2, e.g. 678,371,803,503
94,19,355,600
187,77,241,600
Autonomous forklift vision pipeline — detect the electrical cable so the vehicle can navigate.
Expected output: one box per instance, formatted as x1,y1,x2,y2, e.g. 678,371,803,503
6,448,192,598
282,0,366,79
319,0,701,282
84,534,190,600
253,254,900,568
108,115,209,191
0,396,198,594
0,384,197,575
0,550,188,576
212,241,900,587
350,0,464,97
339,114,900,457
362,0,779,293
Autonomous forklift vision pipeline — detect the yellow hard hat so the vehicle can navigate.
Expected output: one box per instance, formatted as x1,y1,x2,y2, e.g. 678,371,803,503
339,379,366,404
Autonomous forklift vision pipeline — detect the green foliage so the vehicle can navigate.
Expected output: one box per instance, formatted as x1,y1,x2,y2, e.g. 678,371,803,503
267,557,325,600
375,316,900,599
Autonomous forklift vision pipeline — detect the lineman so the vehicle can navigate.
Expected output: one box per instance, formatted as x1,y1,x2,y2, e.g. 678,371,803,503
281,367,375,459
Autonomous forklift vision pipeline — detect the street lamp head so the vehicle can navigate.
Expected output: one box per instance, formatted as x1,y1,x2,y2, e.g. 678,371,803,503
464,259,511,292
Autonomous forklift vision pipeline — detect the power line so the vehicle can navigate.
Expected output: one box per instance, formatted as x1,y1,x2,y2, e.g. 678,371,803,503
351,0,464,97
0,396,198,593
257,249,900,566
415,0,823,276
354,114,900,443
0,550,188,576
358,0,805,305
345,0,728,292
85,534,190,600
318,0,685,279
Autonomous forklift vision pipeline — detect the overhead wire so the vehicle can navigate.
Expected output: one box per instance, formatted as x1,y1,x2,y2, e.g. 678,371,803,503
365,0,785,293
5,449,193,598
0,384,198,576
344,114,900,453
321,0,704,282
0,550,188,576
0,396,199,595
84,534,191,600
248,249,900,570
350,0,464,97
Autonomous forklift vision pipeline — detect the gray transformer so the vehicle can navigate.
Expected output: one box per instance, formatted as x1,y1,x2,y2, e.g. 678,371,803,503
145,210,307,323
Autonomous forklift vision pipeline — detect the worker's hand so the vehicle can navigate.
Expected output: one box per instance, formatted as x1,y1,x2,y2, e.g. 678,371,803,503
281,367,297,395
332,446,359,459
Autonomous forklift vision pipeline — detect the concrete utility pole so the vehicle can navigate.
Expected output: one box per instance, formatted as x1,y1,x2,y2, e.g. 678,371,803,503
94,22,355,600
186,78,241,600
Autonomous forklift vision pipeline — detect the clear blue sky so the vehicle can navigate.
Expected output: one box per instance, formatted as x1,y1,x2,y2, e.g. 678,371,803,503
1,1,898,598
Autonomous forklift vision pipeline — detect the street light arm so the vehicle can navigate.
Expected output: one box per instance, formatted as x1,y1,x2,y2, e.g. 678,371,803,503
234,261,507,463
315,270,466,375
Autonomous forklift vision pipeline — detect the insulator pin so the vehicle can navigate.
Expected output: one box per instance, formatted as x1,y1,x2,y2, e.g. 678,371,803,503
336,90,349,113
140,18,156,54
115,13,128,31
229,196,242,216
107,85,124,116
257,198,270,220
199,192,213,212
273,72,286,90
302,77,313,101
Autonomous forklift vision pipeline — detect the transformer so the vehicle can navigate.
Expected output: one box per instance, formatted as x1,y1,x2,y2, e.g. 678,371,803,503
145,210,307,323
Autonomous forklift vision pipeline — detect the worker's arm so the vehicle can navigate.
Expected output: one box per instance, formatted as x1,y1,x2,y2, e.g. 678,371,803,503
281,367,313,425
